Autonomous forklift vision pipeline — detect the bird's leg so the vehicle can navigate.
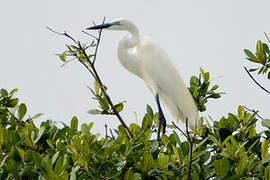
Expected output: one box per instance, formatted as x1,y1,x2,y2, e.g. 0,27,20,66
156,94,167,141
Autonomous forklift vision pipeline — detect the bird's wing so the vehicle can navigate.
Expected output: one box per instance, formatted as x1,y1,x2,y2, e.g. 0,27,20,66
137,38,198,129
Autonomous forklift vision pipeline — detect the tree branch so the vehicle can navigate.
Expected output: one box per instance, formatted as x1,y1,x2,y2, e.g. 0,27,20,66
242,105,263,119
47,18,134,139
172,121,188,139
6,108,25,126
79,31,134,138
186,118,193,180
244,66,270,95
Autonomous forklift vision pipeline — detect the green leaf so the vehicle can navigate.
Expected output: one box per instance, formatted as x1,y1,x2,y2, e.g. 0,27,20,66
31,113,44,119
146,104,154,119
88,122,94,131
249,68,259,72
87,109,102,115
268,71,270,79
158,153,170,169
114,103,124,113
265,32,270,43
97,96,109,111
51,151,59,165
81,123,90,135
265,166,270,180
203,72,210,82
261,140,268,159
94,80,100,95
262,119,270,129
59,51,67,62
116,157,127,171
0,88,8,97
211,85,219,91
9,88,18,96
142,152,154,173
17,148,25,163
236,155,247,175
208,94,221,99
200,68,205,77
141,114,152,131
70,116,78,133
124,168,135,180
256,40,263,55
190,76,200,87
34,126,45,144
18,103,27,120
47,140,55,150
238,105,245,120
215,158,230,177
244,49,257,62
6,98,18,108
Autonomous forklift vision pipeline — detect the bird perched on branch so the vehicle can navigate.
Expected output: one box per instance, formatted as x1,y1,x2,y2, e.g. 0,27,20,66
87,18,198,140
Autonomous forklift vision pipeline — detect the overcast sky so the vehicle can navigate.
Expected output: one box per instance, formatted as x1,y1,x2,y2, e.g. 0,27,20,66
1,1,270,135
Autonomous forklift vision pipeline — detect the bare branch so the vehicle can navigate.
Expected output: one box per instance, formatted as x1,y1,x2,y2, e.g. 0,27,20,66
244,66,270,95
185,118,193,180
172,121,188,139
242,105,263,119
110,129,115,139
49,17,134,139
92,17,105,65
46,26,78,45
82,30,99,40
105,123,109,138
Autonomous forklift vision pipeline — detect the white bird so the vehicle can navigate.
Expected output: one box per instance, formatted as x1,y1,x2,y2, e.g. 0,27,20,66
87,19,198,140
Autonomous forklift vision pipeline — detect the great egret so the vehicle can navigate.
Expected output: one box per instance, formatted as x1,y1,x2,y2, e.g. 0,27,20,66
87,19,198,140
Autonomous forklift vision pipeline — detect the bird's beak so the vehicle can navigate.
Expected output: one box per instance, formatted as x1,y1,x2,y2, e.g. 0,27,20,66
86,23,113,30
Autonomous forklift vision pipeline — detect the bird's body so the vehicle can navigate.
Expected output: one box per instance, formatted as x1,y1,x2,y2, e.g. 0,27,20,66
87,19,198,138
118,35,198,129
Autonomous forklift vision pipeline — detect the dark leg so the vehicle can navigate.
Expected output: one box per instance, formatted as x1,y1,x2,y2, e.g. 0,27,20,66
156,94,167,141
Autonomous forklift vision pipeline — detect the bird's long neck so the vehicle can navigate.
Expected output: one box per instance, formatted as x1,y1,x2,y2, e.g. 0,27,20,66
117,24,142,78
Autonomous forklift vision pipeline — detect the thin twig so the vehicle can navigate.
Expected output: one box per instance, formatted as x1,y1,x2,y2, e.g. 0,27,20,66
186,118,193,180
82,30,99,40
0,122,10,125
172,121,188,139
105,123,109,138
46,27,78,45
91,20,97,26
242,105,263,119
92,17,105,65
110,129,115,139
6,108,25,126
244,66,270,95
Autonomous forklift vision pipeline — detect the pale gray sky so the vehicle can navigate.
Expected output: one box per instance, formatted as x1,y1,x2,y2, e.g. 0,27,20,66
1,1,270,134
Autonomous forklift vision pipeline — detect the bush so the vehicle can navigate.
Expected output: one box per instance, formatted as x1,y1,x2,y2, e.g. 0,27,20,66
0,88,270,179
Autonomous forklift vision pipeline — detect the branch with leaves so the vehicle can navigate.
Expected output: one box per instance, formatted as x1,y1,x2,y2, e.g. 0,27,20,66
47,18,134,138
189,68,224,112
244,33,270,94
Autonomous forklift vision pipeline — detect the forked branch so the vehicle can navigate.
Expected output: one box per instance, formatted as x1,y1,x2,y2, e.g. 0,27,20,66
47,18,134,139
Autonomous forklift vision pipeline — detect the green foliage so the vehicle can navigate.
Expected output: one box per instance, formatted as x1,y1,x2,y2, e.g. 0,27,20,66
189,68,223,112
87,80,126,115
0,88,269,179
244,33,270,78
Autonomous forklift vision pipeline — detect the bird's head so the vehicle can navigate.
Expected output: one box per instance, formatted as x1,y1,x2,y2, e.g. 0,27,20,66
86,18,135,32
